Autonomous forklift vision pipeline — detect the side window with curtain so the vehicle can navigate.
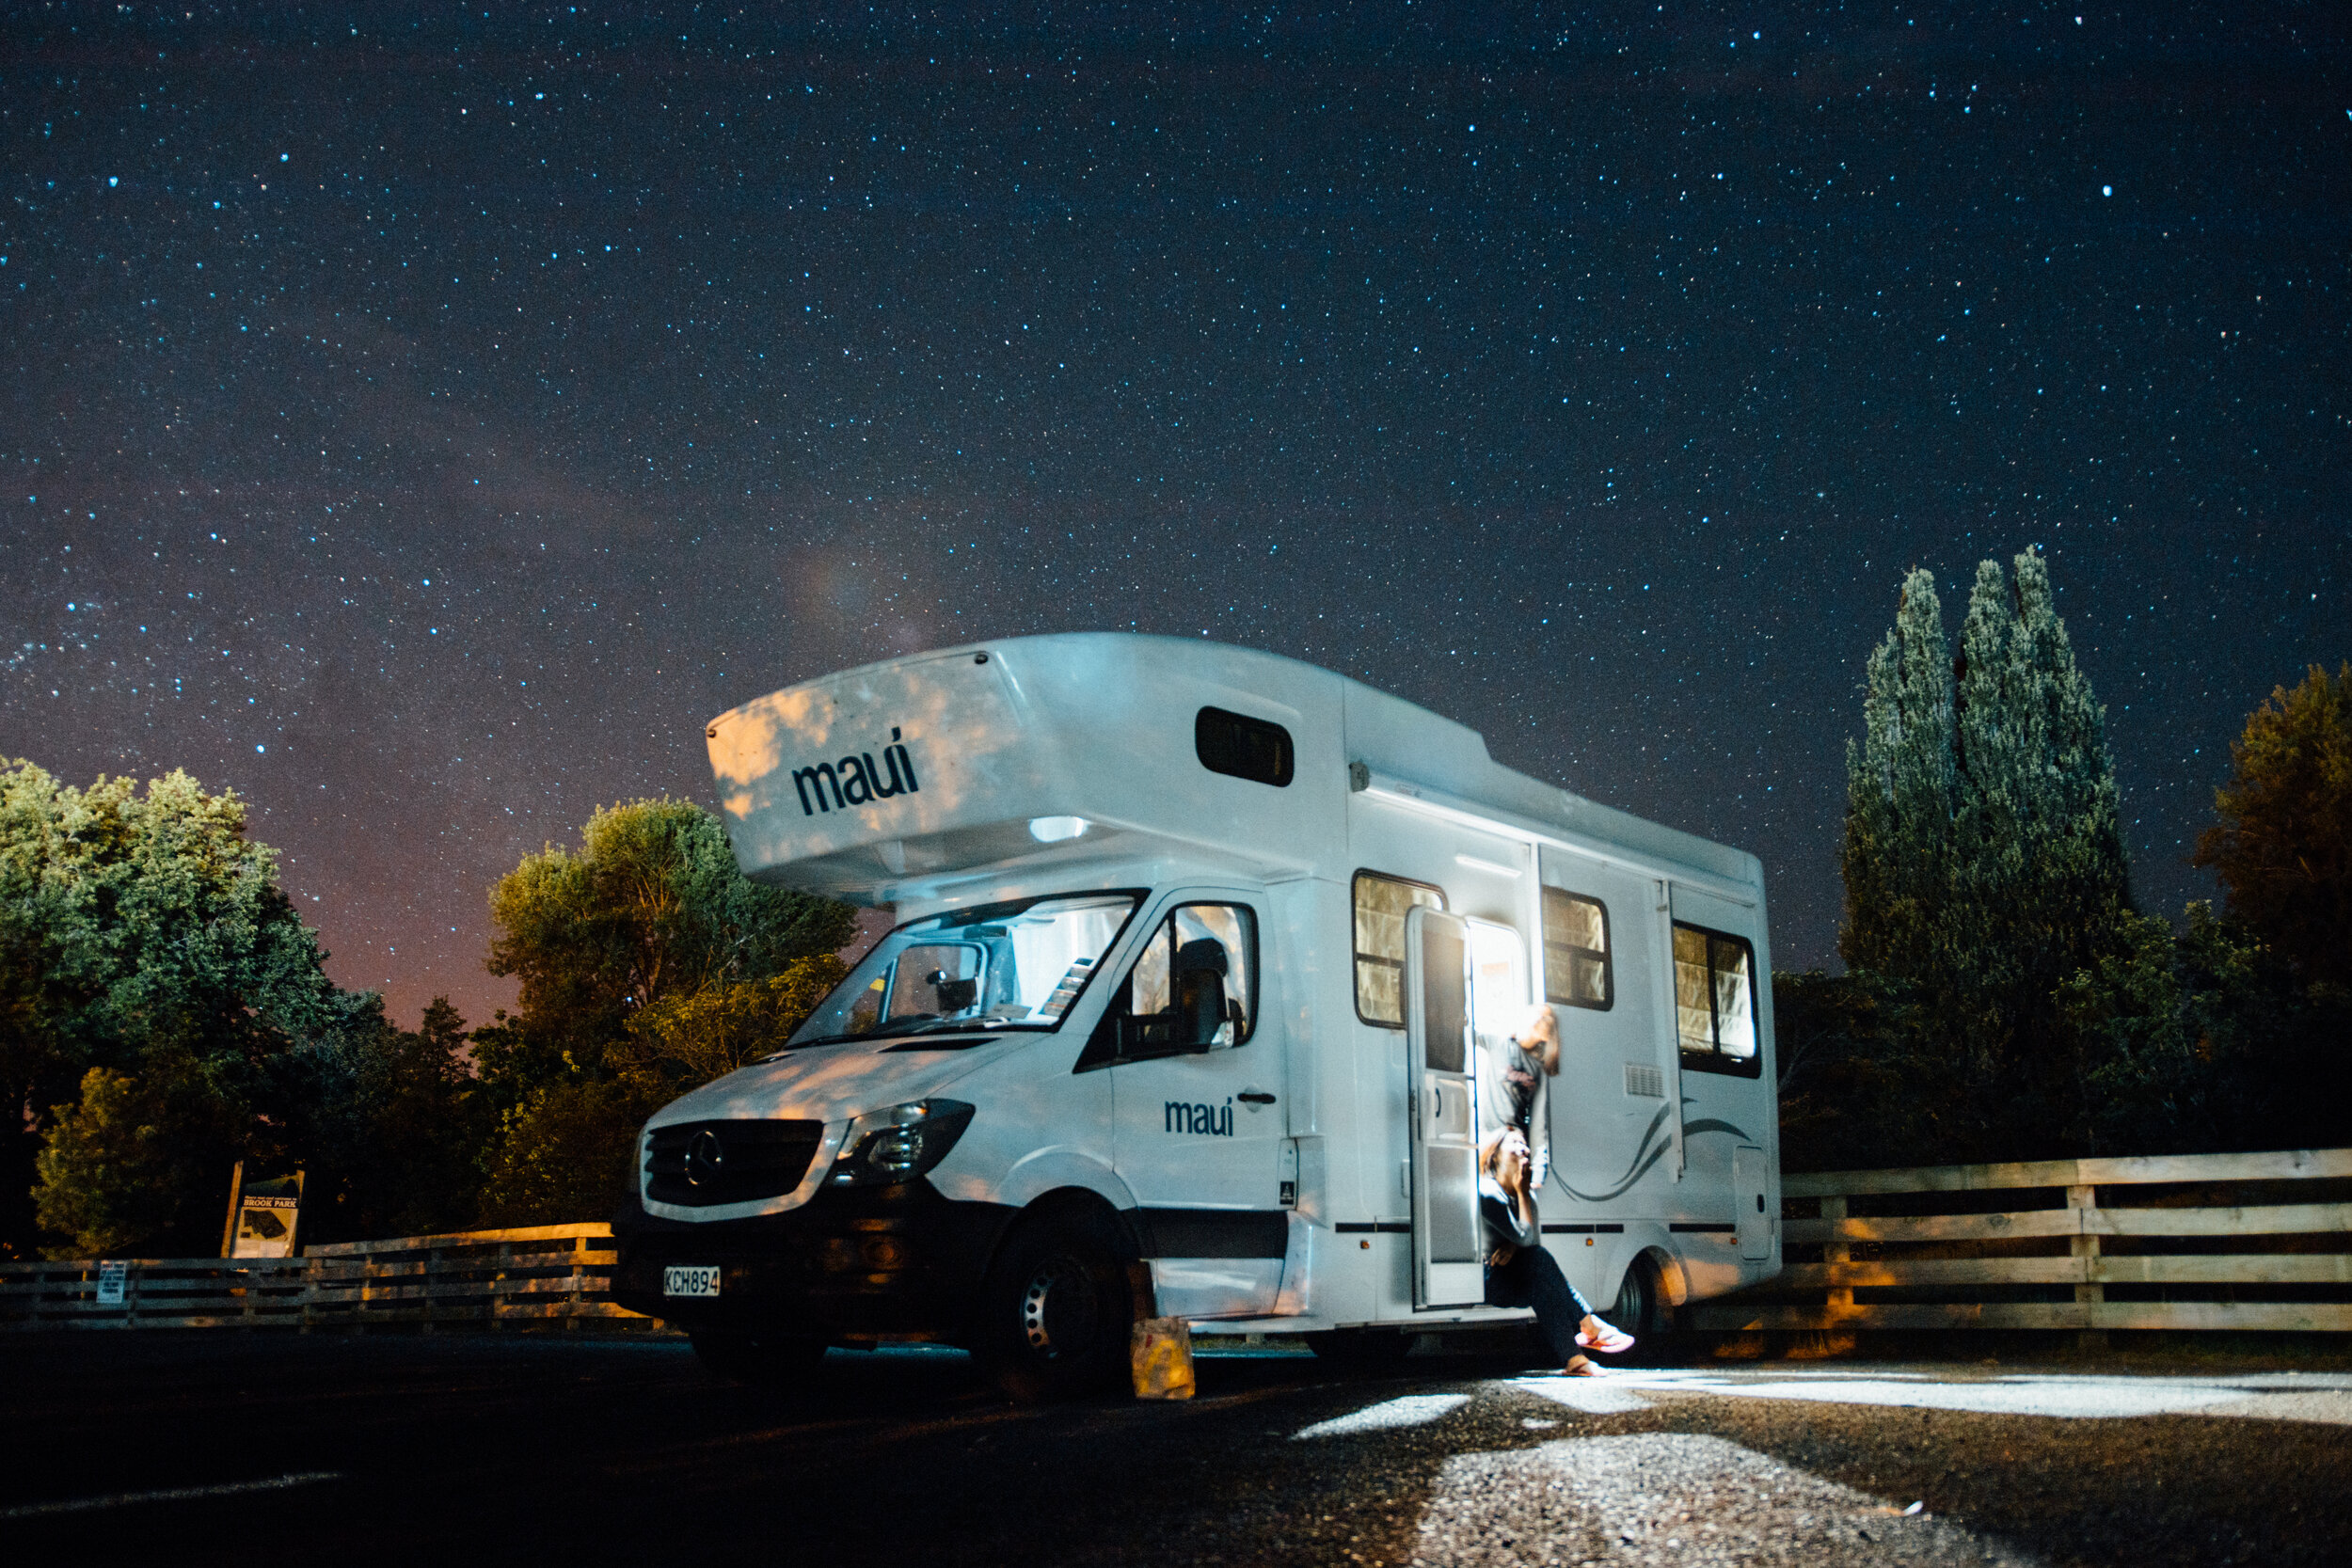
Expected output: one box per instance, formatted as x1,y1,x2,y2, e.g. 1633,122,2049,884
1541,888,1613,1010
1672,923,1760,1078
1353,871,1447,1026
1077,903,1257,1069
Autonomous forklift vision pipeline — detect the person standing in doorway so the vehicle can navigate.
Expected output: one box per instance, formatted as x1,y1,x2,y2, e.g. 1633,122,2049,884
1482,1003,1559,1188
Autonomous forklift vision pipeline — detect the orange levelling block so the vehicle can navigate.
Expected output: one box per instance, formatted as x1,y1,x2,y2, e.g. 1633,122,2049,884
1130,1317,1196,1401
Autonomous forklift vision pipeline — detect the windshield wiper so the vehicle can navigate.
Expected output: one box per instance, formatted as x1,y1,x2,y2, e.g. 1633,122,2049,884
892,1016,1019,1037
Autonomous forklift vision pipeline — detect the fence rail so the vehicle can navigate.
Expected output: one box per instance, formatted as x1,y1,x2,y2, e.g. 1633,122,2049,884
0,1223,660,1333
13,1148,2351,1337
1692,1147,2352,1335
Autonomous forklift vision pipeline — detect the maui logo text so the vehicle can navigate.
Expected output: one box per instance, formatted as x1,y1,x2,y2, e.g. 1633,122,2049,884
1165,1099,1235,1137
792,727,920,816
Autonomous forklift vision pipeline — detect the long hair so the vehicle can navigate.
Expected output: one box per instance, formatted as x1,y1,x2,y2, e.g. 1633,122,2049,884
1514,1004,1561,1075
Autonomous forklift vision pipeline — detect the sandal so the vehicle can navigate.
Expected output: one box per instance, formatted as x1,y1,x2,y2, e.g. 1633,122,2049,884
1576,1318,1637,1355
1563,1354,1606,1377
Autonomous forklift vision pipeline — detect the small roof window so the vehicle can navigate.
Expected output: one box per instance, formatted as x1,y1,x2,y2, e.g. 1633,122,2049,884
1195,705,1295,788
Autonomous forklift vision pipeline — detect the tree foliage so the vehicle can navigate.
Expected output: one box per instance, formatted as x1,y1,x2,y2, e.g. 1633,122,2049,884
477,799,853,1098
283,994,490,1243
2193,662,2352,990
1,760,361,1257
1835,551,2136,1159
472,800,854,1226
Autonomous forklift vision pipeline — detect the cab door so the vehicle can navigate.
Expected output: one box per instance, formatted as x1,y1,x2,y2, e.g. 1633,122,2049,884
1099,892,1287,1291
1406,906,1485,1308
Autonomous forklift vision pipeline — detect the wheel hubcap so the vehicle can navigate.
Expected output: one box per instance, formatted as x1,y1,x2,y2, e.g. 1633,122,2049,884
1020,1253,1095,1357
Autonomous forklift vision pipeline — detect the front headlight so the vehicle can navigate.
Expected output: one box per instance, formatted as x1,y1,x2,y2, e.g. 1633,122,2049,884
829,1099,976,1187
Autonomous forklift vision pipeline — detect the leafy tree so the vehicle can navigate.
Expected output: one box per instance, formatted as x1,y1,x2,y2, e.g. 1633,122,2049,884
34,1068,197,1258
1834,551,2137,1161
2193,663,2352,990
1837,566,1961,1028
2056,903,2352,1155
476,799,853,1102
472,800,854,1225
1771,969,1940,1173
285,994,489,1242
2,761,360,1257
608,956,849,1107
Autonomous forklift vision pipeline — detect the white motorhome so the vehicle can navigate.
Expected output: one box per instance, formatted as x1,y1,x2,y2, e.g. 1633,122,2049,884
612,633,1780,1393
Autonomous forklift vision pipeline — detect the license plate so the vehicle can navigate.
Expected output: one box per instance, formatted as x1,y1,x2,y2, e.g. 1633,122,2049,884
662,1264,722,1299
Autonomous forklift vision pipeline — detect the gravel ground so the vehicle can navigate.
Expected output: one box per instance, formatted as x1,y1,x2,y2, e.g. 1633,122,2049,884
3,1336,2348,1568
1412,1433,2040,1568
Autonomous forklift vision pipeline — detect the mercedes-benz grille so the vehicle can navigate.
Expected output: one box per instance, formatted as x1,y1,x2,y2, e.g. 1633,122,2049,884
644,1119,825,1208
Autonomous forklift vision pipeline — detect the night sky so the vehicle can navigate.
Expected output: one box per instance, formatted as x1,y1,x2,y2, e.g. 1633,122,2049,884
4,6,2345,1032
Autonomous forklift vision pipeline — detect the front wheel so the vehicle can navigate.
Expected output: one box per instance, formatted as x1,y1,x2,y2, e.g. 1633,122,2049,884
975,1214,1134,1402
690,1328,828,1386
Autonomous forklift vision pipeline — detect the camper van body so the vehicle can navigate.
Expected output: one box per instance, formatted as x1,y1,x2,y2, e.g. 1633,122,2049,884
612,633,1780,1360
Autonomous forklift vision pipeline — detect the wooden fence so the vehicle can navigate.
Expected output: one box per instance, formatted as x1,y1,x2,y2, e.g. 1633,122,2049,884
1692,1147,2352,1334
10,1148,2350,1337
0,1223,660,1333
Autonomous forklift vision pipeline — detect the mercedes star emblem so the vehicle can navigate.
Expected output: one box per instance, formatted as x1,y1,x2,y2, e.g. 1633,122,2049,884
685,1128,725,1186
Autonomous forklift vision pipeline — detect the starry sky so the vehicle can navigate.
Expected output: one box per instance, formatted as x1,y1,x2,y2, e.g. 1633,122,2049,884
3,5,2345,1032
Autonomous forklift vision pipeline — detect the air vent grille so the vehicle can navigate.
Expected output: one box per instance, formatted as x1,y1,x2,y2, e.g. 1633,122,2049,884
1623,1063,1665,1100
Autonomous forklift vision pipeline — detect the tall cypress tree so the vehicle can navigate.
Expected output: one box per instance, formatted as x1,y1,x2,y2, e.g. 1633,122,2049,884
1838,550,2136,1157
1839,566,1961,1010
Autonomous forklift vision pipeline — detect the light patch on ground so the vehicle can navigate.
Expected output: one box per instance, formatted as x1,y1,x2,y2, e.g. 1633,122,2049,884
1605,1370,2352,1424
1292,1393,1469,1440
1412,1433,2041,1567
1509,1373,1654,1415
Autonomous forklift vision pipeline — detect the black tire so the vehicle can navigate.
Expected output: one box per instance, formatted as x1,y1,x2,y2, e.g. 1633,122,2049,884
1303,1327,1414,1368
975,1212,1135,1402
1608,1254,1677,1365
690,1328,827,1386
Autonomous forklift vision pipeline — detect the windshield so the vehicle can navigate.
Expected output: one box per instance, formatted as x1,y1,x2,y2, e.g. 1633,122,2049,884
787,890,1144,1047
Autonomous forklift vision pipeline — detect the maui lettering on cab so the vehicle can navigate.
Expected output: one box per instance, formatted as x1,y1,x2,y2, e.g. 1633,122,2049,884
792,727,919,816
1164,1099,1234,1137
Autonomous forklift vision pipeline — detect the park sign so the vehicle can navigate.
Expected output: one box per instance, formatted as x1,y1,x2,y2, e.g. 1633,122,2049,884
220,1164,306,1259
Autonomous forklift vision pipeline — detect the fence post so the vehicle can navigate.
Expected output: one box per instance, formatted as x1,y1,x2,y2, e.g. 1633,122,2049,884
564,1232,585,1333
2069,1181,2106,1351
1820,1196,1852,1315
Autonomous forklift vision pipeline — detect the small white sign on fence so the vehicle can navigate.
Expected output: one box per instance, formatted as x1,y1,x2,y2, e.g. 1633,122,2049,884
96,1260,127,1306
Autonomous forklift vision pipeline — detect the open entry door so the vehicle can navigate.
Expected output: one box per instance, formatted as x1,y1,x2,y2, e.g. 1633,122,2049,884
1406,906,1485,1308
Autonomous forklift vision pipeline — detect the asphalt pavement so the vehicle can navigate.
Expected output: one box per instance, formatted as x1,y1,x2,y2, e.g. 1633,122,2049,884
2,1332,2346,1566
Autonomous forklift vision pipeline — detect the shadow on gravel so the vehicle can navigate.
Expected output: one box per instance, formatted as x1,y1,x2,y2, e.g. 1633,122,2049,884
5,1332,2348,1568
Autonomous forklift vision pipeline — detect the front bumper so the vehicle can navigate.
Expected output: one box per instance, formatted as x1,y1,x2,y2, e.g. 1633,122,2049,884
612,1180,1014,1342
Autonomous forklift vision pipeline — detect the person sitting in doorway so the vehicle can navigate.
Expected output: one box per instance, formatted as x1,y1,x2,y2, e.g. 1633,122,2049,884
1482,1125,1636,1375
1480,1003,1559,1188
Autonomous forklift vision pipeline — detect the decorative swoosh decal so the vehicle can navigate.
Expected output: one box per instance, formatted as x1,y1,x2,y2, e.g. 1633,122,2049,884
1550,1113,1756,1203
1554,1103,1674,1202
1681,1117,1755,1142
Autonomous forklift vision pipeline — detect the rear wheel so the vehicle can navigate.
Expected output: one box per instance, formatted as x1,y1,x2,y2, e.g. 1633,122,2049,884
1609,1254,1678,1365
690,1328,828,1386
1303,1327,1415,1369
977,1213,1134,1402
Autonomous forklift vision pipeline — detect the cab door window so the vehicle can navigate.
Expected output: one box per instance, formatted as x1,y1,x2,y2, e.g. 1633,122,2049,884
1078,903,1257,1069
